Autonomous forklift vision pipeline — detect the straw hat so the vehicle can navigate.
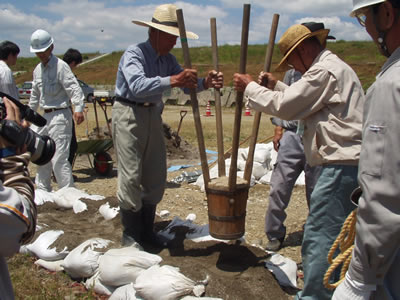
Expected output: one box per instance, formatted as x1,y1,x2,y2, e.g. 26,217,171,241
132,4,198,40
275,24,330,71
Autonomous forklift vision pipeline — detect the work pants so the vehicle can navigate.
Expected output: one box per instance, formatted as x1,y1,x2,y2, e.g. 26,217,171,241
32,109,74,191
295,165,358,300
112,101,166,212
265,130,321,241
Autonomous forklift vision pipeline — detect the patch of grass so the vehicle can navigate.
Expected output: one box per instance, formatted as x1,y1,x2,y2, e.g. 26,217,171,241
8,253,104,299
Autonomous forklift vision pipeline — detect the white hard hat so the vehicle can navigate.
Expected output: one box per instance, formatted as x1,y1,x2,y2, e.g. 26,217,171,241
30,29,54,53
350,0,386,16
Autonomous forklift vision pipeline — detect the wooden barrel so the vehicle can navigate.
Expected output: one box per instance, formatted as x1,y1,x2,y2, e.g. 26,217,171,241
206,177,249,240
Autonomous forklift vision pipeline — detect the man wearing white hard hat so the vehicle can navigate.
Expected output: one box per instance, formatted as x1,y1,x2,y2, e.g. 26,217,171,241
233,23,365,300
113,4,223,249
333,0,400,299
28,29,85,192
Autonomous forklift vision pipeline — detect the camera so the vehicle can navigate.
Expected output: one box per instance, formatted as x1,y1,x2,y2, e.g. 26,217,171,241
0,92,55,165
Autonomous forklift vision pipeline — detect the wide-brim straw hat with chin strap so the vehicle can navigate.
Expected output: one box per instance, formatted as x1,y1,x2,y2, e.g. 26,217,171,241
275,24,330,72
132,4,199,40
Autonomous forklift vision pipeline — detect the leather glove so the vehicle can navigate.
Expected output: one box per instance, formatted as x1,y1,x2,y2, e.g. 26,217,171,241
332,272,376,300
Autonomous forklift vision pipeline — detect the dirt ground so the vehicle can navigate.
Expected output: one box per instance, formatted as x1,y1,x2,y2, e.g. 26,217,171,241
29,130,308,300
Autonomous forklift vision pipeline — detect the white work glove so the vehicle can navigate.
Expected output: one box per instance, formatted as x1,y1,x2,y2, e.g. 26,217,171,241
332,272,376,300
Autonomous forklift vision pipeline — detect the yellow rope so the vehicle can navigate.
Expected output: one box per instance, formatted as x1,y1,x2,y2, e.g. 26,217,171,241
323,209,357,290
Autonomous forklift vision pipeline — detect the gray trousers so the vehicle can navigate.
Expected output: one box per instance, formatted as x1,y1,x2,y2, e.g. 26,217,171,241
112,101,166,212
265,130,321,241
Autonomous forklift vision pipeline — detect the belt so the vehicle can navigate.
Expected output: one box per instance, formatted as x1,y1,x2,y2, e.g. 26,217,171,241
115,97,154,107
44,107,70,113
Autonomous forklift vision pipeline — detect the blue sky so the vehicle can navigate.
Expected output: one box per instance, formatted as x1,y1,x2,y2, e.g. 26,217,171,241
1,0,369,57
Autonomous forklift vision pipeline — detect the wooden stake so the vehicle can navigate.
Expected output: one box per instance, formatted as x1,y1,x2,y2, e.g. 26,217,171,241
176,9,210,189
243,14,280,183
228,4,251,192
210,17,226,177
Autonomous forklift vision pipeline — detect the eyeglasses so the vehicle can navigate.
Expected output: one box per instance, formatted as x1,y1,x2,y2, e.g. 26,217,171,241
355,7,369,27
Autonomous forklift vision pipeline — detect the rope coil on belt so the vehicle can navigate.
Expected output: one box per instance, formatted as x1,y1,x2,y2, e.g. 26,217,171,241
323,209,357,290
0,152,37,244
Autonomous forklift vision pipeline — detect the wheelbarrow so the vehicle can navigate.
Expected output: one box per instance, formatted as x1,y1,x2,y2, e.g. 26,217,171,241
72,97,114,176
75,138,114,176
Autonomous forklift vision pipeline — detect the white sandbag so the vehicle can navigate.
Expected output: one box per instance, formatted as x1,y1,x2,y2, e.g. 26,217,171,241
134,265,206,300
253,143,273,164
109,283,139,300
62,238,113,279
251,161,270,180
55,186,105,201
99,202,120,220
98,246,162,287
34,188,54,206
238,148,248,161
195,161,255,192
236,143,273,165
34,259,64,272
85,271,115,296
73,199,87,213
258,171,273,185
26,230,69,261
258,170,306,186
237,158,246,171
265,252,298,288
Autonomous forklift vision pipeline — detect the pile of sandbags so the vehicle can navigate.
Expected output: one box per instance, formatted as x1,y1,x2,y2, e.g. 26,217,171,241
195,142,305,190
22,231,213,299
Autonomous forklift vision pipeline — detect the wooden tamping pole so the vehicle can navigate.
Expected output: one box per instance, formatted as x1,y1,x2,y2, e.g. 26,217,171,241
210,17,225,177
228,4,251,192
176,9,210,190
243,14,280,183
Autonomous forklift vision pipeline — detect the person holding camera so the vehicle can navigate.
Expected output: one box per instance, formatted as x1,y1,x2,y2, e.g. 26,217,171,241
0,41,20,101
0,96,37,299
28,29,85,192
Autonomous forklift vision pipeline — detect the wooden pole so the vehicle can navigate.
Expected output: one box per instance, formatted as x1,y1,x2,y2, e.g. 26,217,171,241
176,9,210,189
228,4,251,192
210,17,226,177
243,14,280,183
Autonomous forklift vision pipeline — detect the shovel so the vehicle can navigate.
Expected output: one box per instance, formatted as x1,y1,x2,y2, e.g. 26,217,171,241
172,110,187,148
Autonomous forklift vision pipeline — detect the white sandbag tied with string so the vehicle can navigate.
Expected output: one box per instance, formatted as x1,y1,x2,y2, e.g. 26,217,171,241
134,265,208,300
25,229,69,261
98,246,162,287
85,270,115,296
62,238,113,279
109,283,139,300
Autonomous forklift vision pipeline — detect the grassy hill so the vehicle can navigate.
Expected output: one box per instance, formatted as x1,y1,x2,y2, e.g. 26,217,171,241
13,41,384,91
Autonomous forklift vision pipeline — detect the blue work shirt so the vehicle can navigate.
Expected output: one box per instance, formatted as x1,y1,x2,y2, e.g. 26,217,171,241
115,39,204,105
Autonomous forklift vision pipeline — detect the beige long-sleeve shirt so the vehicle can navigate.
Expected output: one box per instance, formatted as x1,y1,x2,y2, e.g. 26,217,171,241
245,49,364,167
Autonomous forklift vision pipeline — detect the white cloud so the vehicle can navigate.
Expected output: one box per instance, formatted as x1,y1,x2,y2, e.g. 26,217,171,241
1,0,370,58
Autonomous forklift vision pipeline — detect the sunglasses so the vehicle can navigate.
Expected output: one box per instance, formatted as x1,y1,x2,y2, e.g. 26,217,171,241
355,7,369,27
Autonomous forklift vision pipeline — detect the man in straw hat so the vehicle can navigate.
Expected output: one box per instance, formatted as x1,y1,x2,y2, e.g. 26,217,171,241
333,0,400,299
264,22,333,253
233,24,364,300
113,4,223,249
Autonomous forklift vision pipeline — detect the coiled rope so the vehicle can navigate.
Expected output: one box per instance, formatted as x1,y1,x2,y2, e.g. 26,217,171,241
323,209,357,290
